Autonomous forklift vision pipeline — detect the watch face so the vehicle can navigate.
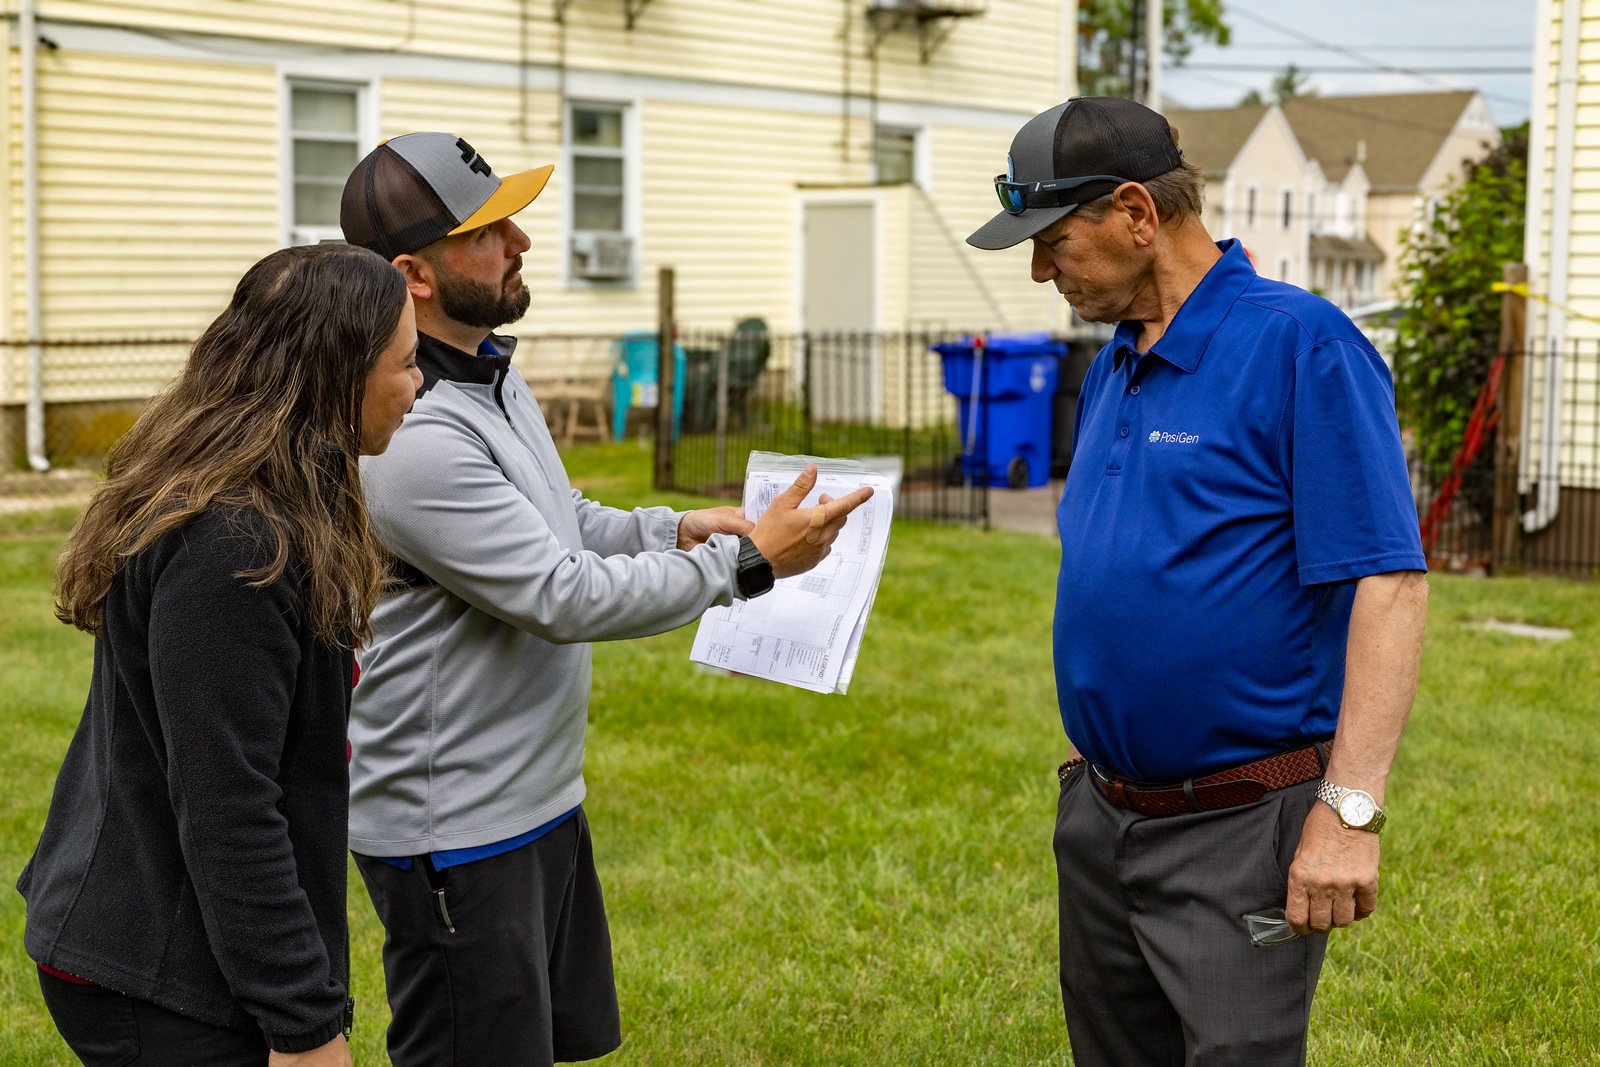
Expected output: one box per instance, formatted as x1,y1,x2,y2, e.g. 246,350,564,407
1338,790,1377,827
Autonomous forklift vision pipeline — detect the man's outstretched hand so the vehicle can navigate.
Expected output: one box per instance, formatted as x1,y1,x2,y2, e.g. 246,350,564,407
749,464,874,577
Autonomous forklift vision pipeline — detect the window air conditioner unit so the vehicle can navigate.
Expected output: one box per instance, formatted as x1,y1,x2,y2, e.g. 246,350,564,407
571,233,633,280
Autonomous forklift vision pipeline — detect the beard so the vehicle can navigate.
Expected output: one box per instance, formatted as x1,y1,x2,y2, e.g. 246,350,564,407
433,260,531,330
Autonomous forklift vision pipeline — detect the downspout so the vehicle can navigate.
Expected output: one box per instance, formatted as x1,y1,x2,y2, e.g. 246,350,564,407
1526,0,1580,533
22,0,49,471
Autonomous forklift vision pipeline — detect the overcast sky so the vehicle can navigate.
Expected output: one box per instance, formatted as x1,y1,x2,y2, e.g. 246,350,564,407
1157,0,1535,129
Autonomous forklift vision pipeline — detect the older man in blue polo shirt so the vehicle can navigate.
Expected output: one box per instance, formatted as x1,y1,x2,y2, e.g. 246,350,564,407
969,97,1428,1065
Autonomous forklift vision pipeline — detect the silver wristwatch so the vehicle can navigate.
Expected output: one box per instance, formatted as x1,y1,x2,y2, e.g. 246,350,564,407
1315,779,1387,834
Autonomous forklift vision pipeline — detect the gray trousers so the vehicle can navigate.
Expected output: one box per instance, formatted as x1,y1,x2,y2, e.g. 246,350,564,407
1054,764,1328,1067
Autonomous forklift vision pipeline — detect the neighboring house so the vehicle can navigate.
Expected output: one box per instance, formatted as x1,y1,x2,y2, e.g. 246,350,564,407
1522,0,1599,554
1164,100,1381,312
1282,90,1501,302
1301,149,1381,310
1164,103,1311,289
1,0,1076,462
1166,91,1499,322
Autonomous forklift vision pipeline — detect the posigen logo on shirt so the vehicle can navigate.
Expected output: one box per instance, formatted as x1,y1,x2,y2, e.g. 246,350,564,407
1147,429,1201,445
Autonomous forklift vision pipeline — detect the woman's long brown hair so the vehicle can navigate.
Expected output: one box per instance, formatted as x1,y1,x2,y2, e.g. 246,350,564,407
55,244,408,645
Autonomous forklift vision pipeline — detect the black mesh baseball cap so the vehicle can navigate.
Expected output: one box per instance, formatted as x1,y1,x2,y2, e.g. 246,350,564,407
967,97,1183,250
340,133,554,260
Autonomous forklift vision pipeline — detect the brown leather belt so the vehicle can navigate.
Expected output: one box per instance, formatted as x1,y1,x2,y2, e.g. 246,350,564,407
1090,743,1328,817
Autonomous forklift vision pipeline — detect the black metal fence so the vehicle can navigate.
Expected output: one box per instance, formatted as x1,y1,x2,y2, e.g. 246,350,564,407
5,332,1598,576
1402,341,1600,577
659,327,1104,525
664,329,1600,575
662,327,997,524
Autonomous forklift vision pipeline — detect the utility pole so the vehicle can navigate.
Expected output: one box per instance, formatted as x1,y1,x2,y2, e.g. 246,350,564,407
1146,0,1162,110
1128,0,1142,100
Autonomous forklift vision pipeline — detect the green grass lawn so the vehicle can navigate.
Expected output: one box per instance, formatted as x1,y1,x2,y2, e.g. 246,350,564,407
2,441,1597,1065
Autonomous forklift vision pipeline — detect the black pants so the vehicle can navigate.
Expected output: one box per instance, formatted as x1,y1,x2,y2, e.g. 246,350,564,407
1054,765,1329,1067
38,969,265,1066
355,808,622,1067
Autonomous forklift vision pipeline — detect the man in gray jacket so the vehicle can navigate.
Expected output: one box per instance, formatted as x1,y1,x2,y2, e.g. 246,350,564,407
339,133,871,1067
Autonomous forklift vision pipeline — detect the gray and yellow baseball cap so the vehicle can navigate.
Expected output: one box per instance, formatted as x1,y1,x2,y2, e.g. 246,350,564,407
340,132,553,260
967,97,1183,250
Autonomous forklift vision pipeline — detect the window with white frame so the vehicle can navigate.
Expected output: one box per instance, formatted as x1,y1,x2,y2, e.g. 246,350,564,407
1281,188,1293,230
1245,185,1259,228
286,80,365,246
1307,192,1317,232
874,126,917,185
1278,255,1292,283
568,102,634,284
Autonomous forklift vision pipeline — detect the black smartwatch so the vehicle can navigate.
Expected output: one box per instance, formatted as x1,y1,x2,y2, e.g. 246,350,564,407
734,535,775,599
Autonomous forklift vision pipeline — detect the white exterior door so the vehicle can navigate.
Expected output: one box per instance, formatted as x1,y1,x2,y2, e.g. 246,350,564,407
802,201,879,422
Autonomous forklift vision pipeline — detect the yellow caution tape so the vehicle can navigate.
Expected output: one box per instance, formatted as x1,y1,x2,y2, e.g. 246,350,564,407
1490,281,1600,325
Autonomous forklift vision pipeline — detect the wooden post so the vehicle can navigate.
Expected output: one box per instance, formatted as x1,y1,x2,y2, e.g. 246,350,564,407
654,266,675,491
1491,262,1527,573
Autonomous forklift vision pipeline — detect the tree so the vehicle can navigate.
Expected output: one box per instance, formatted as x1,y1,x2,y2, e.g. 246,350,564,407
1078,0,1231,100
1238,63,1317,107
1392,125,1528,518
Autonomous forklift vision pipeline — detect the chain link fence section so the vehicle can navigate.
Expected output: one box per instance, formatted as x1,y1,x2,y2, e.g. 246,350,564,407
1,337,190,519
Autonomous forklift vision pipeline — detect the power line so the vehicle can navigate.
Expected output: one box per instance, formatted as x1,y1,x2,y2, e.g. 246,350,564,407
1169,67,1266,94
1227,4,1456,85
1185,63,1531,75
1225,42,1533,54
1179,6,1532,112
1217,3,1533,110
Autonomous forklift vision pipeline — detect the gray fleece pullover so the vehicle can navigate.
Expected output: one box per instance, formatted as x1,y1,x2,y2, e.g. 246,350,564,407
349,333,741,857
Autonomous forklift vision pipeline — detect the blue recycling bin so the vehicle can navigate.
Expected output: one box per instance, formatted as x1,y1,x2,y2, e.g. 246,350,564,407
612,332,686,441
934,332,1065,489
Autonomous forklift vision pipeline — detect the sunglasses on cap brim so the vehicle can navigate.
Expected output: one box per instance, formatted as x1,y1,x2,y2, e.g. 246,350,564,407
993,173,1134,215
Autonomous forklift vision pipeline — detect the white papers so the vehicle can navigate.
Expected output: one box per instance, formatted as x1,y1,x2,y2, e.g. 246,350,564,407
690,452,895,694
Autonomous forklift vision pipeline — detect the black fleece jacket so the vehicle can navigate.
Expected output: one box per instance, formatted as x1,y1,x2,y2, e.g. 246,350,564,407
18,508,353,1053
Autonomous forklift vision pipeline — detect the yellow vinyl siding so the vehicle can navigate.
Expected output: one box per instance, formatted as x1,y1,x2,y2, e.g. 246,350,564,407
31,50,278,401
923,123,1061,334
41,0,1060,113
566,0,1063,114
36,0,445,55
2,23,16,408
1526,0,1600,490
5,3,1070,420
635,99,860,334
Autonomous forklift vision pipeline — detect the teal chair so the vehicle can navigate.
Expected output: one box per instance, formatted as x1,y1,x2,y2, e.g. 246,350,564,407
612,332,686,441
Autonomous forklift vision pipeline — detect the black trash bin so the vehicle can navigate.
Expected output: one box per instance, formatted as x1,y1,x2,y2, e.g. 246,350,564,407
681,347,717,433
1050,339,1097,479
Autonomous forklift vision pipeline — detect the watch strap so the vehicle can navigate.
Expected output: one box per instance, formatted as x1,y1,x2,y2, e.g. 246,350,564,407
1315,779,1386,834
734,535,774,598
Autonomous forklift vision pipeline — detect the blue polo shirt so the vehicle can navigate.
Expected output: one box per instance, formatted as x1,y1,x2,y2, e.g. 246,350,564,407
1054,239,1425,782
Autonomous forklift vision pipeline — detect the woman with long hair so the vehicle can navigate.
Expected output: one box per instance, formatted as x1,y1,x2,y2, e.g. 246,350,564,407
18,243,420,1066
